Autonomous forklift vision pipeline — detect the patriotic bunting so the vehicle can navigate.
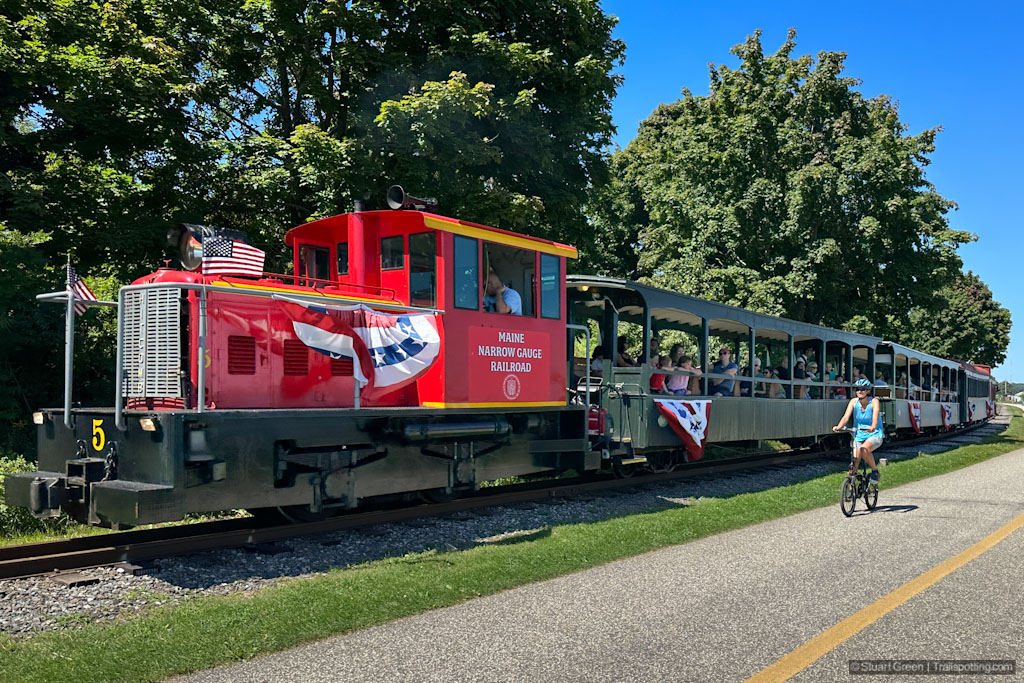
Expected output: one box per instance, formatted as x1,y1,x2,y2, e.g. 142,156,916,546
277,298,440,397
941,403,953,430
908,401,922,434
653,399,712,462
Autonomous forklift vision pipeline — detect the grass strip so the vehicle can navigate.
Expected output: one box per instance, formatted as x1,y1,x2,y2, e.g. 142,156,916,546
1,414,1022,682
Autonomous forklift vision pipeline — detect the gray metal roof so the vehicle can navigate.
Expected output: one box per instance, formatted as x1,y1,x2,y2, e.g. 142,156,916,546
567,275,880,347
878,341,960,370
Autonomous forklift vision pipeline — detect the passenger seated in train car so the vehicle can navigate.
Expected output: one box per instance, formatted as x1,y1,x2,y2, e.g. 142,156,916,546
616,338,639,367
649,336,661,361
792,359,807,398
668,344,686,367
649,354,672,394
739,357,761,396
709,347,739,397
775,357,792,398
874,372,888,387
589,345,605,377
807,362,822,398
772,370,788,398
666,355,701,395
755,368,772,398
482,270,522,315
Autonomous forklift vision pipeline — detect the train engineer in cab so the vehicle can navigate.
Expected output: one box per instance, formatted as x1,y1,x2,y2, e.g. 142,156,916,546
483,270,522,315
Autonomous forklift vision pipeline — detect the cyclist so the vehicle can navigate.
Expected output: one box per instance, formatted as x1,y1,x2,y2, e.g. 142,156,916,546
832,378,883,484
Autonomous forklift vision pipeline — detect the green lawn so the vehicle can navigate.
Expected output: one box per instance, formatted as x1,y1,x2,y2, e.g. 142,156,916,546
1,412,1021,682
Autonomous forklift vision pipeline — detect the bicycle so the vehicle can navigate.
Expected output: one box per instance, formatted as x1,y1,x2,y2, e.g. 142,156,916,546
837,427,880,517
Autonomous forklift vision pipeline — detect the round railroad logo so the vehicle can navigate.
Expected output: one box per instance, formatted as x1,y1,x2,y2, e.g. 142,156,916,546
502,374,521,400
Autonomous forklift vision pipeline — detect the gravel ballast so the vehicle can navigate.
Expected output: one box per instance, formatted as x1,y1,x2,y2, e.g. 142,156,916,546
0,423,1007,638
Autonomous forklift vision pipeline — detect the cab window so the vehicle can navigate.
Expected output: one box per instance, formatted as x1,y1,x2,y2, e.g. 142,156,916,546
453,235,478,310
298,244,330,284
381,236,404,270
482,242,534,317
409,232,436,308
540,253,560,319
337,242,348,276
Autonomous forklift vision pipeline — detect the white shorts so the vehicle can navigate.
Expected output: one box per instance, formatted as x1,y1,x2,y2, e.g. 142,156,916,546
855,436,883,451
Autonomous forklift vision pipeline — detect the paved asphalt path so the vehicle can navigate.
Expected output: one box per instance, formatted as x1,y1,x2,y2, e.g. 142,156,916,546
180,430,1023,682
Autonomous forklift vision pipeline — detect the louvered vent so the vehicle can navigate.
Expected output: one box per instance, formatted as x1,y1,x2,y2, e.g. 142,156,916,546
121,288,182,398
227,336,256,375
331,357,354,376
283,340,309,375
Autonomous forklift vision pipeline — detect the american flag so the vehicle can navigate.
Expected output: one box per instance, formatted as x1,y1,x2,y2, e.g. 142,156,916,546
200,236,265,277
66,264,98,315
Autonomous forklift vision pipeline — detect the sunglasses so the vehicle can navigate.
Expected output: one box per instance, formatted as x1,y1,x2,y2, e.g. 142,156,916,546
856,387,870,392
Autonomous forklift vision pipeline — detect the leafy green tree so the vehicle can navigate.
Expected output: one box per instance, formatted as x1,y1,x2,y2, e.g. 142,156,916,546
157,0,622,257
904,271,1011,367
1,1,211,449
587,29,974,337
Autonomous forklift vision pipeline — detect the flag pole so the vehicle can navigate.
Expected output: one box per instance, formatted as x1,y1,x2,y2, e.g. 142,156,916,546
64,256,76,428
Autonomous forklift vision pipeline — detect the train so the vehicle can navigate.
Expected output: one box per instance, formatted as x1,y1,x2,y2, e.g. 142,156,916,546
6,188,998,527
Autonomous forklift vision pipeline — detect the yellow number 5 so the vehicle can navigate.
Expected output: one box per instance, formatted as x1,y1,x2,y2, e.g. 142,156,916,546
92,419,105,451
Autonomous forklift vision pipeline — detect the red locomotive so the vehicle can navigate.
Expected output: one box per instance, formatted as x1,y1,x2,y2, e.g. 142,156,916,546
11,188,589,526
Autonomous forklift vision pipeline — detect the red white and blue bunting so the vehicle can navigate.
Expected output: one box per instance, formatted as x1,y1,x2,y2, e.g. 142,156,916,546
908,401,922,434
941,404,953,430
654,399,712,462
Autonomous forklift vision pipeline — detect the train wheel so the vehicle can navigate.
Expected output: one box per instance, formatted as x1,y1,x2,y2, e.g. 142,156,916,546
275,505,338,524
645,451,680,474
421,488,456,504
612,457,639,478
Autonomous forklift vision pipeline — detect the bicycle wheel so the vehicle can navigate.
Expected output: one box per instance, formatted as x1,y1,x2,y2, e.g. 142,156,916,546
864,478,878,510
840,476,857,517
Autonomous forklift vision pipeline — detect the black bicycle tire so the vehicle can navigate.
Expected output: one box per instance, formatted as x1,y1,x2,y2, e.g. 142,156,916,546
840,476,857,517
864,479,878,510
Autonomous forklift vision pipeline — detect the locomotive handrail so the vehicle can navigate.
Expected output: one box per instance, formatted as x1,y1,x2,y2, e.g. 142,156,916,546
215,271,398,300
36,290,118,428
114,281,445,431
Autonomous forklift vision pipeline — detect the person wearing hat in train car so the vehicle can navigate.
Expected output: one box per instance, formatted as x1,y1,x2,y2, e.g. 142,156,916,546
833,378,884,484
709,347,739,396
483,270,522,315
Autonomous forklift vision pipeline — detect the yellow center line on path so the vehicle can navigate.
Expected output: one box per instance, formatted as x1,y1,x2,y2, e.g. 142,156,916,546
746,509,1024,682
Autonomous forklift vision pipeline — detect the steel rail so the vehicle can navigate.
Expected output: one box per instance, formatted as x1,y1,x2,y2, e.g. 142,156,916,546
0,421,1001,581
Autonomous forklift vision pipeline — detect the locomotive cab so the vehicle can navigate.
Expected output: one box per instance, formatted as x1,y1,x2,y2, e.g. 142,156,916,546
284,209,576,408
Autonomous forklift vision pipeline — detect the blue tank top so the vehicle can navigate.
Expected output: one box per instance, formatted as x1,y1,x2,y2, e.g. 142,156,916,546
854,399,883,441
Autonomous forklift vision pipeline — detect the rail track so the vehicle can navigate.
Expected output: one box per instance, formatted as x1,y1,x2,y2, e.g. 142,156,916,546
0,420,1003,581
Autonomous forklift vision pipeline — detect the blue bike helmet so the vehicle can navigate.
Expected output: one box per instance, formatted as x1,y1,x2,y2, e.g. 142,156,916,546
854,378,872,388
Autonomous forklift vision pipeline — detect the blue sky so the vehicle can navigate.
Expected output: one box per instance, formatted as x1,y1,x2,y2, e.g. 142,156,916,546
601,1,1022,382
